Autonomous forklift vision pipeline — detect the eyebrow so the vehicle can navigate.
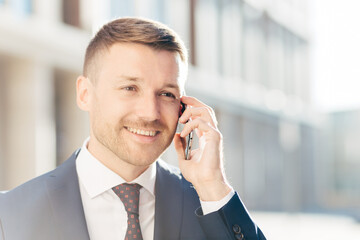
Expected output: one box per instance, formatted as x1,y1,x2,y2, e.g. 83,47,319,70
163,83,181,91
117,75,181,91
117,75,142,82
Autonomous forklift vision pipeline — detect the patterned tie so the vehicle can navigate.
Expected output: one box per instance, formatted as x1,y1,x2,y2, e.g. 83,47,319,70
112,183,143,240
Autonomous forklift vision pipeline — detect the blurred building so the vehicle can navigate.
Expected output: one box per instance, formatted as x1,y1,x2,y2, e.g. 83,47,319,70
322,110,360,219
0,0,359,217
0,0,90,189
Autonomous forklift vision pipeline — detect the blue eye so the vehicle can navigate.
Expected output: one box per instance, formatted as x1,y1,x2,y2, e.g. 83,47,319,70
123,86,136,91
161,92,176,99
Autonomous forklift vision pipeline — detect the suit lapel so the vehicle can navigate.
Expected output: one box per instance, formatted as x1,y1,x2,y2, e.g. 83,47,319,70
44,153,185,240
153,160,184,240
46,150,90,240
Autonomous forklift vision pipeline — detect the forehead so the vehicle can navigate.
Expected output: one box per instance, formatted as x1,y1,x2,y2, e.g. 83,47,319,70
96,43,185,89
107,42,178,66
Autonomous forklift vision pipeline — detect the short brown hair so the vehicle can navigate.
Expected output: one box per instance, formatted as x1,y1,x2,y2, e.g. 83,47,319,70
83,17,188,79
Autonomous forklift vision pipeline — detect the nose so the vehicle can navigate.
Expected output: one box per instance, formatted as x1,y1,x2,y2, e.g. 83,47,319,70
136,95,161,121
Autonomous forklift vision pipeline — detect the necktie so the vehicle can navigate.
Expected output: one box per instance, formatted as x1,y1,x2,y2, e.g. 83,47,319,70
112,183,143,240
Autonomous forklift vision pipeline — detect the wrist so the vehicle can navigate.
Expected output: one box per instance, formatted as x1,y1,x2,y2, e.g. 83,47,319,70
194,178,232,201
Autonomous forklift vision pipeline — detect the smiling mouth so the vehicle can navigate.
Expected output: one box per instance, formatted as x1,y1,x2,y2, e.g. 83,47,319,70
125,127,158,137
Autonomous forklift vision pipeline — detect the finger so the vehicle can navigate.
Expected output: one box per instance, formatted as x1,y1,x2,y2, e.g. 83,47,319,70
181,96,217,126
194,128,203,139
181,96,209,108
180,118,218,138
173,133,186,160
179,107,209,122
179,107,217,127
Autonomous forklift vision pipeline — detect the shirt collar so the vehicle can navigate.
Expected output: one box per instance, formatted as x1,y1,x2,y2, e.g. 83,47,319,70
76,137,156,199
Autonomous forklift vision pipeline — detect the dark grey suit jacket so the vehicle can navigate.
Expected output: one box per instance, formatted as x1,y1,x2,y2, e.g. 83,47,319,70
0,150,265,240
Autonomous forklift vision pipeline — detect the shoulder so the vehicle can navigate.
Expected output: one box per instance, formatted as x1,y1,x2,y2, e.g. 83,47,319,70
0,150,78,211
0,167,57,237
0,151,79,239
0,169,54,207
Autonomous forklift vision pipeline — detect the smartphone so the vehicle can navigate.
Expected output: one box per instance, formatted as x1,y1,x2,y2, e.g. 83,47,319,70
180,101,193,160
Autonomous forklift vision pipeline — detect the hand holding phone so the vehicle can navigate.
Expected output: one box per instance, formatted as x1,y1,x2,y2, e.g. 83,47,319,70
180,101,193,160
175,96,232,202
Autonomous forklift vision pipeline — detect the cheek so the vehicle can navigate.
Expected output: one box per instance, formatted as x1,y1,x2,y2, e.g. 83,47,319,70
162,104,180,126
98,94,129,116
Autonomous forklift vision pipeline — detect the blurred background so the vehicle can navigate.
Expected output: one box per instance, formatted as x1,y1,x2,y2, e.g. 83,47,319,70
0,0,360,238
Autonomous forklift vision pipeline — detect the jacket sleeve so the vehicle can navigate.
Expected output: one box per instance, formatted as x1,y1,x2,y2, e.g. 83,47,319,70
196,192,266,240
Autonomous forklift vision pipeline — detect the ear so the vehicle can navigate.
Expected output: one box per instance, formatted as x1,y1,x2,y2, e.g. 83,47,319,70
76,75,91,111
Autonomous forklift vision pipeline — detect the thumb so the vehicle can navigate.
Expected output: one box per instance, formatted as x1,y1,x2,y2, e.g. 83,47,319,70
173,133,186,160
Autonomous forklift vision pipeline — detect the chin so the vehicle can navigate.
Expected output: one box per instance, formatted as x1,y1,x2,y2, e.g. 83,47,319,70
125,154,159,166
127,141,170,162
131,153,160,166
119,146,164,166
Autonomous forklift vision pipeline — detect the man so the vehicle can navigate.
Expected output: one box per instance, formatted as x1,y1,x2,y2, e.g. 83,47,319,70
0,17,266,240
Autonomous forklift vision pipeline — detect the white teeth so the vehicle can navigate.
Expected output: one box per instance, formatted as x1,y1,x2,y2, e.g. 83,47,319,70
127,127,156,137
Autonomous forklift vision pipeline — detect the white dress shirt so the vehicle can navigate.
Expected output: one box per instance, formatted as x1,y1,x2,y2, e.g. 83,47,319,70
76,138,234,240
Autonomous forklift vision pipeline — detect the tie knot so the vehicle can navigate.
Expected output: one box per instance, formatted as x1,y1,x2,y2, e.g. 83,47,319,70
112,183,142,215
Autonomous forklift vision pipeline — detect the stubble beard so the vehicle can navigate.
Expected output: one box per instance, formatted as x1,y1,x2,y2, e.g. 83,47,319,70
92,118,176,167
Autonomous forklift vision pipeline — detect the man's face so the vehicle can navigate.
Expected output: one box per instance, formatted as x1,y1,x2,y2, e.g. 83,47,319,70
83,43,183,167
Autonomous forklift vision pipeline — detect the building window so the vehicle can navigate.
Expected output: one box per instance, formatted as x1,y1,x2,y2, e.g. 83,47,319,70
109,0,164,22
219,0,243,78
11,0,33,16
110,0,134,18
195,0,220,73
